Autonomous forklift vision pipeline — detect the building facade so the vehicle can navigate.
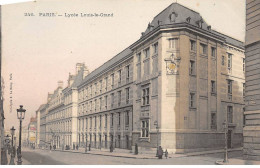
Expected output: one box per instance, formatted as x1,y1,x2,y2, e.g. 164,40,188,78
36,3,245,153
243,0,260,161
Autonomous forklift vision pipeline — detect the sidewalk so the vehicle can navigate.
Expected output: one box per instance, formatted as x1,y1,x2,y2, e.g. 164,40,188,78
215,158,260,165
47,146,242,160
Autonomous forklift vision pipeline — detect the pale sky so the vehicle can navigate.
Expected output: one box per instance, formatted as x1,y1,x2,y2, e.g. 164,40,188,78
2,0,246,130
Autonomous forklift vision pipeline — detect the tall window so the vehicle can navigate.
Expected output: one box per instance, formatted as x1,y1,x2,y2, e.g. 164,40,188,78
105,95,108,109
227,106,233,123
105,77,108,91
200,43,207,55
228,53,232,71
190,40,196,51
153,42,158,54
243,83,245,97
111,113,114,127
222,56,225,66
111,74,114,88
227,80,232,100
105,114,107,128
99,115,102,128
90,117,92,129
137,52,141,62
190,92,195,108
141,120,149,138
189,60,195,75
90,85,92,97
211,47,216,57
94,99,97,111
99,80,102,93
118,91,121,106
126,65,130,82
111,93,114,108
95,83,97,95
169,38,178,49
211,113,217,130
142,87,150,106
126,87,130,104
211,80,216,93
125,111,129,126
118,70,122,84
99,97,102,111
243,58,245,72
144,47,150,58
118,113,121,126
90,101,92,112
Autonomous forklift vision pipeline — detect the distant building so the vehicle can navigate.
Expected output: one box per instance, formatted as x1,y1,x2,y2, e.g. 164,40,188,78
36,3,245,153
27,117,37,148
243,0,260,161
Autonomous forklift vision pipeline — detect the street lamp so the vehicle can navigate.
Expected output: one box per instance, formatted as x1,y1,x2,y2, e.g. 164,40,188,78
154,120,159,157
17,105,26,165
9,126,16,165
223,120,228,163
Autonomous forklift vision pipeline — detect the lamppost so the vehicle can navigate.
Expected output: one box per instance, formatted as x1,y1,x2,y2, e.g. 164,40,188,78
154,120,159,157
223,120,228,163
9,126,16,165
16,105,26,165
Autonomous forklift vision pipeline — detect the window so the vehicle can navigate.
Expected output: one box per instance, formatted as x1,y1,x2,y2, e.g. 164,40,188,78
94,116,97,128
99,97,102,111
222,56,225,66
111,93,114,108
211,113,217,130
118,113,121,126
169,38,178,49
125,111,129,126
144,47,150,58
227,106,233,123
95,83,97,95
200,43,207,55
126,65,130,82
228,53,232,71
105,77,108,91
105,114,107,128
243,108,246,127
90,85,92,97
243,58,245,72
118,91,121,106
118,70,122,84
105,95,108,109
211,80,216,93
211,47,216,57
142,87,150,106
189,60,195,75
137,52,141,62
99,80,102,93
111,113,114,127
90,101,92,111
90,117,92,128
190,40,196,51
94,99,97,111
99,115,102,128
126,87,130,104
141,120,149,137
190,92,195,108
243,83,245,97
111,74,114,88
227,80,232,100
153,42,158,54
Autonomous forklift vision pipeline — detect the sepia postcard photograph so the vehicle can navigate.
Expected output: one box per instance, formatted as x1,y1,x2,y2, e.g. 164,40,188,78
0,0,260,165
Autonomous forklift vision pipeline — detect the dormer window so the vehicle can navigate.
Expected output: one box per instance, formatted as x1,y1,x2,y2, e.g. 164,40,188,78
169,11,178,22
196,18,204,28
186,17,191,23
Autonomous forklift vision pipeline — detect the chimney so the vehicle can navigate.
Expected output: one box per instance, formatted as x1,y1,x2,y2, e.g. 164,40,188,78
58,80,63,88
83,65,90,78
76,63,83,75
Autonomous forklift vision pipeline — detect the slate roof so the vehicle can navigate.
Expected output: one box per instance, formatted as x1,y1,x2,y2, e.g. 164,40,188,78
142,3,244,49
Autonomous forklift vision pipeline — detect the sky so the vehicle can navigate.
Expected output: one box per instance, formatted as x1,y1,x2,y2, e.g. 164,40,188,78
1,0,246,130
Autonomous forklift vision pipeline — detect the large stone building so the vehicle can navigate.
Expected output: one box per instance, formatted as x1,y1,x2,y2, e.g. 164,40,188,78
36,3,245,153
243,0,260,160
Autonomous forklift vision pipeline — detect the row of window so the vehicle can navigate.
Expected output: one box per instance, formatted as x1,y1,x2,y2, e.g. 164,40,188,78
46,107,72,122
46,120,72,133
78,111,130,131
78,87,130,115
78,65,131,102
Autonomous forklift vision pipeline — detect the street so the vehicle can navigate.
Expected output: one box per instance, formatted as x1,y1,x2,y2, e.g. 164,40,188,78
20,148,243,165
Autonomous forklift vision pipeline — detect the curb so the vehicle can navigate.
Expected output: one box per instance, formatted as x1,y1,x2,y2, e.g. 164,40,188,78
55,149,156,159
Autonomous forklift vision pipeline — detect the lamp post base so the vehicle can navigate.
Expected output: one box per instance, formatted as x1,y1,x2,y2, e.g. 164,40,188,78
17,159,23,165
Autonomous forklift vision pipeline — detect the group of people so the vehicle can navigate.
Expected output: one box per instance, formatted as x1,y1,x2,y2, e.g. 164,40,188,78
157,146,168,159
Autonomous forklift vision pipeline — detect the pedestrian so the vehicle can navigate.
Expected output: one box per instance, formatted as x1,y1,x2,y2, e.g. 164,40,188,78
50,144,52,151
110,144,113,153
165,149,168,159
158,146,163,159
85,145,87,153
73,144,75,150
134,143,138,155
89,144,91,151
76,144,78,150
